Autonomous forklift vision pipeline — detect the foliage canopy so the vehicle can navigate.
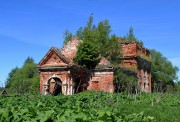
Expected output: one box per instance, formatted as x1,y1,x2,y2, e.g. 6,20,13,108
5,57,40,93
63,15,179,93
150,49,179,92
64,15,121,67
74,40,100,68
124,27,144,45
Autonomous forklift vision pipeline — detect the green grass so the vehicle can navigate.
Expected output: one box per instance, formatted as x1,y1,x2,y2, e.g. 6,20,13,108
0,91,179,121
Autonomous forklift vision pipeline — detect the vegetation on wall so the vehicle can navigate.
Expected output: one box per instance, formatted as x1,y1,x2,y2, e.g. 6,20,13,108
114,69,137,93
3,15,178,94
1,13,179,122
137,56,151,70
63,15,179,93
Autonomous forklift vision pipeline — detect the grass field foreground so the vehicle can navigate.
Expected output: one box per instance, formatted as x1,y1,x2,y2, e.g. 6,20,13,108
0,91,179,122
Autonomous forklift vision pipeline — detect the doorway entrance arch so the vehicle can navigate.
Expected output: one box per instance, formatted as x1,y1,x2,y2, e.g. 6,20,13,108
48,77,62,96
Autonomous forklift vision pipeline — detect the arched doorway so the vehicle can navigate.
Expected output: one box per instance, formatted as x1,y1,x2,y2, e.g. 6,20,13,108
48,77,62,96
74,78,82,94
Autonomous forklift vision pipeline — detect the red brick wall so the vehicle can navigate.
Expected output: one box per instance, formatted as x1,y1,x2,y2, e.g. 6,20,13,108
39,71,70,94
121,58,137,69
60,37,81,63
88,71,114,93
121,42,150,58
41,53,67,66
137,69,151,92
121,42,151,92
39,66,89,95
121,42,137,56
39,39,152,94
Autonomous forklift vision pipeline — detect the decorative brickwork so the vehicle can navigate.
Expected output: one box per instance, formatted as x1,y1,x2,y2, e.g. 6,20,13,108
38,37,151,95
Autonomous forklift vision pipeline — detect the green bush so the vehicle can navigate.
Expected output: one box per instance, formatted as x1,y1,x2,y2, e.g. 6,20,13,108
0,91,179,121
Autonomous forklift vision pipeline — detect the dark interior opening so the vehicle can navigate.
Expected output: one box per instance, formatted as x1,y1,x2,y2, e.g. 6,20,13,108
74,78,82,94
53,79,62,96
48,77,62,96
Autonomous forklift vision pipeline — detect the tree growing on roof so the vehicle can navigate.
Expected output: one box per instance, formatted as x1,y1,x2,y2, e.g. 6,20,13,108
63,15,139,93
74,40,100,68
124,27,144,45
71,14,121,67
63,30,73,45
63,15,179,93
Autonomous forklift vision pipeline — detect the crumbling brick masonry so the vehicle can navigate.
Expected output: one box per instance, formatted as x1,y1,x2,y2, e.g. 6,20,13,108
38,37,151,95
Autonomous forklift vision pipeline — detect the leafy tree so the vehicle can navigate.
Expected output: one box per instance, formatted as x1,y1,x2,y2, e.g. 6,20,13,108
74,15,121,67
124,27,136,42
124,27,144,45
103,35,121,65
5,67,19,88
0,87,3,92
65,15,140,93
74,40,100,68
30,73,40,92
150,49,179,92
24,56,34,66
63,30,73,44
63,15,179,94
74,15,111,51
11,68,30,93
87,14,93,28
76,27,83,39
6,57,39,93
174,81,180,93
114,69,137,93
79,14,99,43
73,15,100,68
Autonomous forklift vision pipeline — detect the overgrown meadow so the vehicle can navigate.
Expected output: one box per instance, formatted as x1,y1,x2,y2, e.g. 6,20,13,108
0,91,179,122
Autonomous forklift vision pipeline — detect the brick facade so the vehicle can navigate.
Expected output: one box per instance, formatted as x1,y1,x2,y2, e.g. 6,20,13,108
121,42,151,92
38,37,151,95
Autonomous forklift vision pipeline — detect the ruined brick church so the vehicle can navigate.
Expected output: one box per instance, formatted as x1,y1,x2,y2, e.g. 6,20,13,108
38,37,151,95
